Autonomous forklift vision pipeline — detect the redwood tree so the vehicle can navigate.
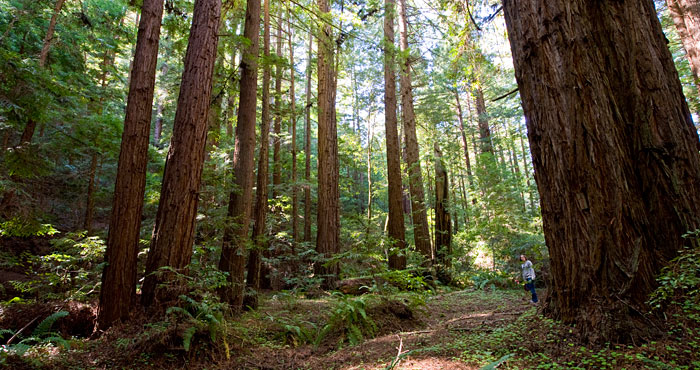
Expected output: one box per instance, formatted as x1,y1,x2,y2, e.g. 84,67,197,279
398,0,431,263
218,0,261,310
504,0,700,343
315,0,340,289
383,0,407,270
666,0,699,86
141,0,221,306
244,0,272,311
97,0,165,330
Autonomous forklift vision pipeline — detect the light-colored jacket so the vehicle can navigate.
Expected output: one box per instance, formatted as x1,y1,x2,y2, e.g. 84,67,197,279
521,260,535,280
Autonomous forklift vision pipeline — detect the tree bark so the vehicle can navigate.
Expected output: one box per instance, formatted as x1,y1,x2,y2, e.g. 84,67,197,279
504,0,700,343
272,23,283,200
141,0,221,307
474,85,492,155
384,0,407,270
434,144,451,283
243,0,271,311
288,11,298,246
304,31,313,244
454,89,475,190
83,153,98,234
666,0,700,82
398,0,431,264
97,0,165,330
39,0,66,68
218,0,260,310
315,0,340,289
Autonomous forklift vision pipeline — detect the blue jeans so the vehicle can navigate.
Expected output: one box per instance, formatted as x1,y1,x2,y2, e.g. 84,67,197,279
525,278,538,302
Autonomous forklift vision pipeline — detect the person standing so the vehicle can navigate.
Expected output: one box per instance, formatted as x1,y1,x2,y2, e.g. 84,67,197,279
520,254,538,303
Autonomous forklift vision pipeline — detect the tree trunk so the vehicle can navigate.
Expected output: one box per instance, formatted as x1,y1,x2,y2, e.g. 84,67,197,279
504,0,700,343
454,89,475,195
218,0,260,311
272,23,283,200
666,0,700,82
315,0,340,289
289,11,298,247
398,0,431,264
519,129,534,212
304,31,313,244
474,86,492,155
384,0,407,270
83,153,98,234
19,0,67,145
39,0,66,68
97,0,165,330
434,144,451,284
366,112,373,235
141,0,221,307
243,0,271,311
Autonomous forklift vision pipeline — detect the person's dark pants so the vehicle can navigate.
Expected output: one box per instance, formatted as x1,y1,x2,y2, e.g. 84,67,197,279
525,278,538,303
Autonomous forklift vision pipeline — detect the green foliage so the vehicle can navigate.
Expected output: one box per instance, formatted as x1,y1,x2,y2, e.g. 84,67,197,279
326,292,377,346
0,311,70,364
649,230,700,322
0,217,58,237
468,269,515,291
166,294,227,352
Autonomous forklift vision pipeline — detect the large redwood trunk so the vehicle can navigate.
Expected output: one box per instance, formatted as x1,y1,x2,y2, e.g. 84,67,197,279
315,0,340,290
504,0,700,343
383,0,407,270
141,0,221,307
398,0,431,264
218,0,260,310
244,0,271,311
97,0,165,330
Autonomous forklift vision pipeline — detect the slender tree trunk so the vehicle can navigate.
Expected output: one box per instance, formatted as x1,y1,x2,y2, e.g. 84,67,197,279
243,0,271,311
218,0,260,310
454,89,474,189
434,144,451,283
398,0,431,263
141,0,221,307
153,64,168,146
315,0,340,289
303,31,313,243
384,0,407,270
366,112,373,235
19,0,67,145
83,153,98,233
39,0,66,68
504,0,700,343
288,10,298,247
272,23,283,200
97,0,165,330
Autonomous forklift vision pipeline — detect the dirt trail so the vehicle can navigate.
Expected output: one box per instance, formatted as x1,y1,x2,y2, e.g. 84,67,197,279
233,289,532,369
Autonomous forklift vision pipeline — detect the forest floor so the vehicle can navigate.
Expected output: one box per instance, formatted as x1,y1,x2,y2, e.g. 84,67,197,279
2,283,699,369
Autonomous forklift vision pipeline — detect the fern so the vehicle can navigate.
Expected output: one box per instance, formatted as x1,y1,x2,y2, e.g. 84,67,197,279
32,311,68,337
182,326,197,352
479,353,514,370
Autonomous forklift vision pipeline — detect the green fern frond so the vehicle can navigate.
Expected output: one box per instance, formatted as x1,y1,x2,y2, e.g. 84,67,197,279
182,326,197,352
32,311,68,337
